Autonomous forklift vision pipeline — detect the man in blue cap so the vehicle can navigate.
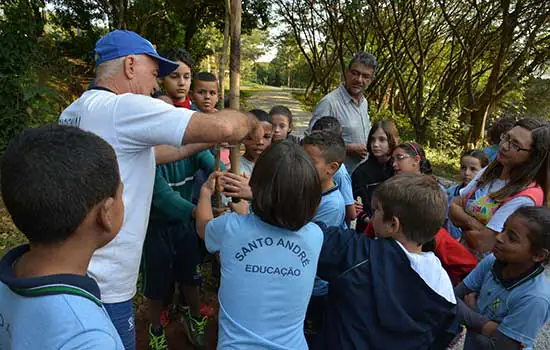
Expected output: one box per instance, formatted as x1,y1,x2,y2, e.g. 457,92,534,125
59,30,259,350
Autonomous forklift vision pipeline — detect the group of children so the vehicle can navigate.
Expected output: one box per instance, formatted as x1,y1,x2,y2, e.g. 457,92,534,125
0,46,549,350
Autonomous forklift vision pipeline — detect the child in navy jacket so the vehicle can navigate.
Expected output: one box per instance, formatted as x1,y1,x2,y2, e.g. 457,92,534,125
315,173,459,349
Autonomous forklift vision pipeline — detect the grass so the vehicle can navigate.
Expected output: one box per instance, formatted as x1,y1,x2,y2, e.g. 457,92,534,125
0,203,26,258
425,147,460,181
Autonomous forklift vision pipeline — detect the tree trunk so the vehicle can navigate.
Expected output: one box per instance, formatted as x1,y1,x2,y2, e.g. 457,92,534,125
117,0,124,28
218,0,230,110
229,0,242,175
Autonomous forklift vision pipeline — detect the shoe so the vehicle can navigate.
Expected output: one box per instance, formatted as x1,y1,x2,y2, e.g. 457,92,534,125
160,309,170,328
182,309,207,348
148,324,168,350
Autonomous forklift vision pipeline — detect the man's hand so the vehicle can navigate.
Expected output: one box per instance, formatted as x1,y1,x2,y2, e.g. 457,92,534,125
220,172,253,200
347,143,368,158
244,112,264,143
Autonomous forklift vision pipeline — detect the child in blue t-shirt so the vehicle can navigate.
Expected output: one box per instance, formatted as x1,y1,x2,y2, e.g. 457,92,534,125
302,130,347,343
455,206,550,350
446,150,489,239
195,141,323,350
0,125,124,349
310,116,356,225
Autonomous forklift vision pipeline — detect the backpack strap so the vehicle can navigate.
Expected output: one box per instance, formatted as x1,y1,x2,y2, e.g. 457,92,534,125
501,182,544,206
464,182,543,208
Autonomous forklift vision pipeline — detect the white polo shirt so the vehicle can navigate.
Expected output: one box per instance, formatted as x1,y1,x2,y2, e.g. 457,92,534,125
59,88,194,303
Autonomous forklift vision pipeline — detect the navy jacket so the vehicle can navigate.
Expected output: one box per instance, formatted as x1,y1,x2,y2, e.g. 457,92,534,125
316,226,459,350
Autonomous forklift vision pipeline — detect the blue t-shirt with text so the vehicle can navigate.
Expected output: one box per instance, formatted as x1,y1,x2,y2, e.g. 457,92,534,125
206,213,323,349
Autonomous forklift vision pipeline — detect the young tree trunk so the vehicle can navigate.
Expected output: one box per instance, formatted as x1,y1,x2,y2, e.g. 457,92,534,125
118,0,124,28
218,0,231,110
229,0,242,176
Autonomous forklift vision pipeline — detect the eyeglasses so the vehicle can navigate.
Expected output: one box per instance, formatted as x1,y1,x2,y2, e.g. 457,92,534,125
391,154,410,163
500,134,531,153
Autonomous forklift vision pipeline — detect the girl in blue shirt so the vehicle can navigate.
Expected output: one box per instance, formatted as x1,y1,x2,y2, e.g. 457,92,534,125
195,141,324,350
455,206,550,350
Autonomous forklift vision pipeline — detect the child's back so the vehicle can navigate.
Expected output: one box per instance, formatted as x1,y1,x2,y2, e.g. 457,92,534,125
317,230,457,349
195,141,323,349
0,125,124,349
315,173,458,349
208,213,322,348
0,246,122,349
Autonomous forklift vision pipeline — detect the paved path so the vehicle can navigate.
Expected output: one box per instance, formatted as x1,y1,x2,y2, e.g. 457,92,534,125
243,87,311,138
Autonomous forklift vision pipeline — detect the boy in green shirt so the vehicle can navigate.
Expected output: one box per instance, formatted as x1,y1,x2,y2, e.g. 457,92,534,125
143,147,224,349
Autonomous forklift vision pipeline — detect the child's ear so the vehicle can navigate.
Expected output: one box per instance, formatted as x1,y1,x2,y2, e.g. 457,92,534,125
328,161,340,174
97,197,117,237
389,216,401,235
533,248,549,264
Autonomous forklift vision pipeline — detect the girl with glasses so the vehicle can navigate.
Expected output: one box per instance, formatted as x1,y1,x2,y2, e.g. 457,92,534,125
449,117,550,259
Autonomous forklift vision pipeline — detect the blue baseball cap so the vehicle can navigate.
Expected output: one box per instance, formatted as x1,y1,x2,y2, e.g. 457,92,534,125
94,30,179,78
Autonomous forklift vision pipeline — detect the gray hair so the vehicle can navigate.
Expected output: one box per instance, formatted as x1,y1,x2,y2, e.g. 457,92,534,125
95,55,142,79
348,52,378,73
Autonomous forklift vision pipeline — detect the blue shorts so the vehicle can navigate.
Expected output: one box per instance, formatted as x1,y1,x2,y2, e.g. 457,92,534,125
104,300,135,350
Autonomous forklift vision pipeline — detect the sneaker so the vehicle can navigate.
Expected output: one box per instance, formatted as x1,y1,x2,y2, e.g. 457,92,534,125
160,309,170,327
182,310,207,348
148,324,168,350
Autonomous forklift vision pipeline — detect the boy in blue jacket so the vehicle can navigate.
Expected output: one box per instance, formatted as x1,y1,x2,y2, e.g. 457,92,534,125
316,173,459,349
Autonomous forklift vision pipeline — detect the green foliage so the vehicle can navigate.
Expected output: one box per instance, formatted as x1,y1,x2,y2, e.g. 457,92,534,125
0,0,77,152
0,201,26,258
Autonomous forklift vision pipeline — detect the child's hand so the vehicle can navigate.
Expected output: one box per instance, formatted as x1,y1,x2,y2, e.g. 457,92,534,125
354,200,364,215
453,195,466,209
201,171,221,196
464,292,478,309
213,207,229,217
464,229,496,253
481,321,499,336
220,172,253,200
229,199,249,215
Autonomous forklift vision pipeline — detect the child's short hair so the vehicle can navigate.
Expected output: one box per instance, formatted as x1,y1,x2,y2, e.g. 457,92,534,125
461,149,489,168
367,120,399,155
250,141,321,231
1,125,120,245
396,142,432,174
269,105,293,126
191,72,217,89
303,131,346,166
161,48,194,71
488,117,515,145
311,116,342,136
511,206,550,264
374,173,447,245
249,109,272,123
